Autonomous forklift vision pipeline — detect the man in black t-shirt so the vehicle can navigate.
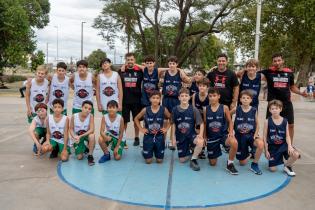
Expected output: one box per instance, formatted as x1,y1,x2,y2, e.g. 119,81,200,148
261,53,307,143
119,52,143,146
207,53,239,110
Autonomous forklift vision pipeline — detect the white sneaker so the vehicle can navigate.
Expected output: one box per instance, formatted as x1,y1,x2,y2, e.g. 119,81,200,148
284,166,296,176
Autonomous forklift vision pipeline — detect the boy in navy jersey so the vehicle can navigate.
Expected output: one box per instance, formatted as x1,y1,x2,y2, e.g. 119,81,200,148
135,90,171,164
263,100,300,176
204,88,239,175
234,90,264,175
171,88,204,171
189,69,206,98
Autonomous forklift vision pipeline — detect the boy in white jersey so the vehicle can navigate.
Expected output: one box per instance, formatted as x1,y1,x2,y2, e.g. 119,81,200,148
48,62,70,115
28,103,48,155
70,100,95,166
25,65,49,123
70,60,95,115
96,58,123,115
44,99,70,161
98,100,125,162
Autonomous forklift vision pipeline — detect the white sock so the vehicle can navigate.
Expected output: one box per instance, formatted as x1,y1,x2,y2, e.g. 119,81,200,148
227,159,234,165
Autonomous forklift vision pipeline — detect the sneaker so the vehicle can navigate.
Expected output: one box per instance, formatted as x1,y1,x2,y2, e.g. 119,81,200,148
49,145,59,159
190,159,200,171
98,153,111,163
284,165,296,176
84,146,89,154
87,155,95,166
33,144,38,154
250,162,262,175
226,162,239,175
133,137,140,146
124,142,128,149
198,151,206,159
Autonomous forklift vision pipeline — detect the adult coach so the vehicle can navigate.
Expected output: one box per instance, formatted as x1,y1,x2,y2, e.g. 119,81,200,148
119,52,143,146
207,53,239,110
261,53,307,143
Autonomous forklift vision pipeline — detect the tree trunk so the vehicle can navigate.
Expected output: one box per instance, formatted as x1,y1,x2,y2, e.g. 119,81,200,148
296,54,312,86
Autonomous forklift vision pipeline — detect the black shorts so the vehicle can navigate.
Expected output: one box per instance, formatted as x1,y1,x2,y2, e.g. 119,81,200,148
176,134,196,158
235,134,255,161
266,101,294,124
206,135,228,159
268,143,289,167
122,103,142,123
142,134,165,160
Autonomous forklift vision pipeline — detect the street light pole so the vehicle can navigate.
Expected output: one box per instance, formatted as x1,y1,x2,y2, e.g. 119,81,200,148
54,26,59,61
81,21,86,60
254,0,262,60
46,42,49,64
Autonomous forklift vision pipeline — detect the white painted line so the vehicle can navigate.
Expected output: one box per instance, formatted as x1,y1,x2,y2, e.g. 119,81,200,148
0,130,28,143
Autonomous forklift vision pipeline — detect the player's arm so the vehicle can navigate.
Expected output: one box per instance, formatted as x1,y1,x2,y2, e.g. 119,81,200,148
203,107,207,139
95,75,102,112
262,119,270,159
224,105,234,137
161,108,171,134
231,85,239,110
45,84,50,104
69,115,76,140
117,74,123,111
254,111,260,139
192,93,196,107
100,116,107,140
69,74,75,89
290,85,307,97
285,122,295,155
236,69,245,78
171,123,176,146
116,117,125,148
63,117,70,151
45,118,51,146
180,69,192,84
28,120,40,146
134,108,148,134
25,80,32,116
157,67,170,78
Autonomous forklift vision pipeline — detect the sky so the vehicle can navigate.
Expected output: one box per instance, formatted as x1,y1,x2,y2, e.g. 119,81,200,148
35,0,127,65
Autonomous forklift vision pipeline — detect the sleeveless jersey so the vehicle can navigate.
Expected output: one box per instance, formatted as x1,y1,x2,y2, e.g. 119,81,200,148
162,71,182,97
144,106,165,136
205,104,227,141
73,113,90,136
194,93,209,112
30,78,49,113
172,105,195,142
49,74,69,109
234,106,256,136
267,117,287,145
33,116,46,128
239,73,261,108
73,72,94,109
99,71,119,110
141,67,159,106
104,114,121,139
49,114,68,145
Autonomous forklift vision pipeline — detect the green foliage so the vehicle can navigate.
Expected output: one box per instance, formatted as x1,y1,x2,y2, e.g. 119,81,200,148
0,0,50,74
31,50,45,72
86,49,107,72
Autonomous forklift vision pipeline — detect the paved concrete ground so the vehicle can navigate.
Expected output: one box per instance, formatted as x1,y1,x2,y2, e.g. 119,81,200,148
0,94,314,210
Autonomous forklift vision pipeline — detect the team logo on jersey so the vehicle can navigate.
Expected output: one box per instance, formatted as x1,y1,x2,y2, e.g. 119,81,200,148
271,135,284,145
209,121,222,132
149,122,161,134
52,131,63,139
237,123,254,134
53,89,64,98
166,85,177,96
108,129,118,137
34,94,45,102
103,86,115,96
76,129,86,136
178,122,190,134
144,83,156,94
76,89,89,98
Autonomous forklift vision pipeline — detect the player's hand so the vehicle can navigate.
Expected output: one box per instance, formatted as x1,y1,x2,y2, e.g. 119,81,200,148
160,127,168,134
98,105,103,112
265,150,270,160
114,146,119,155
61,149,68,157
209,66,217,72
230,102,236,111
300,91,308,97
140,128,148,135
288,145,295,156
74,135,80,143
121,64,126,72
118,105,122,112
35,143,41,156
27,108,32,117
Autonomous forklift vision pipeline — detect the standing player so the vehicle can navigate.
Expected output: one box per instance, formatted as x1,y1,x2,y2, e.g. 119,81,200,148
189,68,206,100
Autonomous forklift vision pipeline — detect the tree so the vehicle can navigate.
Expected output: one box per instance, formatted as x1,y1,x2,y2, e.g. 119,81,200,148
0,0,50,74
94,0,249,66
86,49,107,72
31,50,45,72
226,0,315,85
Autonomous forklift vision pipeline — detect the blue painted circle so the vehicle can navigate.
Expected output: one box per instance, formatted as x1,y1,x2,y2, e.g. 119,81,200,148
57,140,291,208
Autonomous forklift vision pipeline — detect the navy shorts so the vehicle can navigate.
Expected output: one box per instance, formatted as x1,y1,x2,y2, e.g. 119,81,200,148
268,143,289,167
142,134,165,160
162,96,180,113
206,135,228,159
236,134,255,161
176,134,196,158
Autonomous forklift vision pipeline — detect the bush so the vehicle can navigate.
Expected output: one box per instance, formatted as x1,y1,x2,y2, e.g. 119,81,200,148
6,75,27,83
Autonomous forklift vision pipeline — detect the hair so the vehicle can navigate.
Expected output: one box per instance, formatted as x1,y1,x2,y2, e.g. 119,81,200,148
245,59,259,68
268,99,283,109
52,98,64,108
34,103,48,112
125,52,135,59
179,87,190,95
76,60,88,67
36,65,48,74
167,56,178,63
100,58,112,67
217,53,228,60
107,100,118,108
144,55,155,63
149,90,161,98
208,87,220,95
239,89,253,99
272,53,283,60
57,62,67,70
195,68,206,76
197,77,210,87
82,100,93,108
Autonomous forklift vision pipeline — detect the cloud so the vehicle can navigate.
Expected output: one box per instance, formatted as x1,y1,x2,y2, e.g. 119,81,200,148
35,0,127,64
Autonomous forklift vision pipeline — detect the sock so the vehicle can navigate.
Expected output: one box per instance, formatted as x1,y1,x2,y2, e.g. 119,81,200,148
191,156,197,160
227,159,234,165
